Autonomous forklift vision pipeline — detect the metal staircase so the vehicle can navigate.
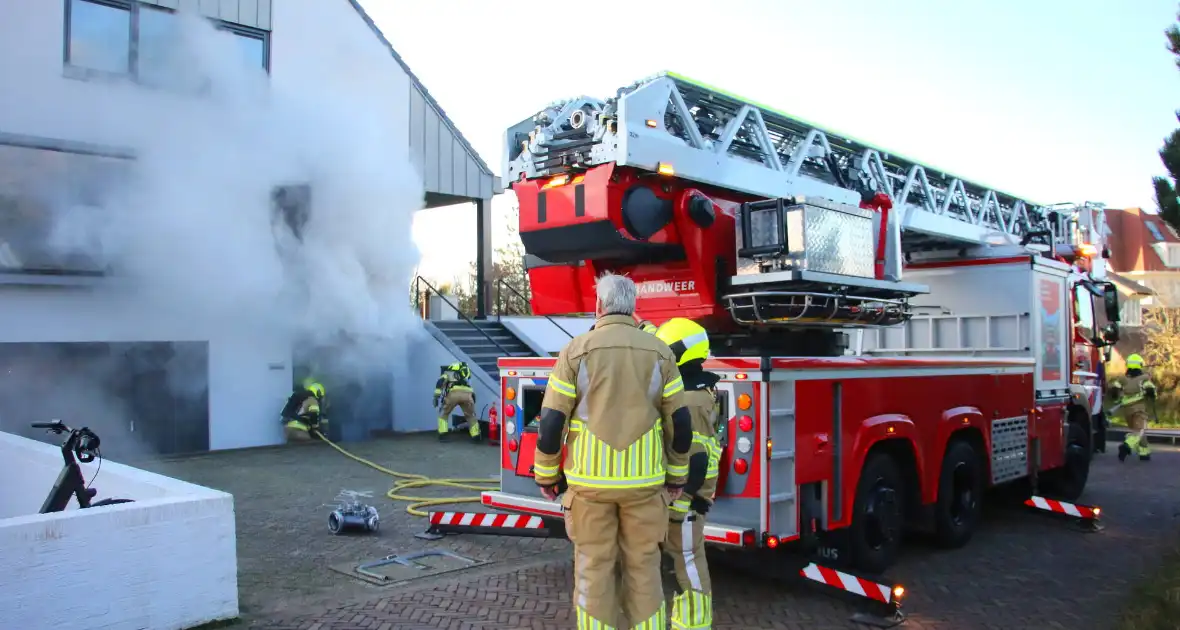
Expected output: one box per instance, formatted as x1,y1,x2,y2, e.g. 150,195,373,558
505,71,1081,254
432,320,532,379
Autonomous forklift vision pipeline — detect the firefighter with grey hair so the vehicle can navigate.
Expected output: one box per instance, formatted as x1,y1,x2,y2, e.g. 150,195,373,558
533,272,693,628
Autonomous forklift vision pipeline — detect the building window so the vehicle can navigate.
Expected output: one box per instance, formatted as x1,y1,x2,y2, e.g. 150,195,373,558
65,0,131,74
1120,298,1142,327
1146,221,1166,242
64,0,270,81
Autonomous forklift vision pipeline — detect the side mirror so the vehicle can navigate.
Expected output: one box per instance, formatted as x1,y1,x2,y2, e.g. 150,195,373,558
1102,282,1120,323
1101,322,1120,346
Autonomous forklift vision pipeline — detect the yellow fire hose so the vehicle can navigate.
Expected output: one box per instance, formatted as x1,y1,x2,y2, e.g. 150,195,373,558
316,433,499,517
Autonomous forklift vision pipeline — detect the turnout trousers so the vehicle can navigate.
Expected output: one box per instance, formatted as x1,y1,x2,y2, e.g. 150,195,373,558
664,513,712,629
563,486,668,629
1124,409,1151,459
437,390,479,438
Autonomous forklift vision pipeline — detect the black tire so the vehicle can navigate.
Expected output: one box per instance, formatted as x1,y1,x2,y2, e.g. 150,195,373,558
849,452,905,575
89,498,134,508
1093,412,1107,454
1042,420,1091,501
933,440,984,549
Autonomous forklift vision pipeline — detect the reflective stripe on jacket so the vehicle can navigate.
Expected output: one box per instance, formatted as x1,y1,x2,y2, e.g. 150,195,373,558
534,314,689,489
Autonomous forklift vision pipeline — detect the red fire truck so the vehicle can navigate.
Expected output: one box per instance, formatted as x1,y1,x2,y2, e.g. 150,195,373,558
450,73,1119,582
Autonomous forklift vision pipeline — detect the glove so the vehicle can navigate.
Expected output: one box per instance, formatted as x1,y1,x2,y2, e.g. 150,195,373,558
1146,387,1157,400
432,395,440,407
689,495,711,516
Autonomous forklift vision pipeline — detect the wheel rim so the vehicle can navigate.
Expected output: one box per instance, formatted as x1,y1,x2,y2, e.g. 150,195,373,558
863,479,901,550
949,461,976,526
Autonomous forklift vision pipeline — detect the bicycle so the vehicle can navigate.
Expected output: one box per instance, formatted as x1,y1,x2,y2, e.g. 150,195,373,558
33,420,135,514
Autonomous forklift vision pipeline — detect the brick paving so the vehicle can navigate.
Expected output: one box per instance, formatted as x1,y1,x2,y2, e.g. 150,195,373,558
138,439,1180,630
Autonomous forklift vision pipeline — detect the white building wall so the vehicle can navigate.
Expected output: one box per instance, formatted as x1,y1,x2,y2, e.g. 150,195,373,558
0,0,428,451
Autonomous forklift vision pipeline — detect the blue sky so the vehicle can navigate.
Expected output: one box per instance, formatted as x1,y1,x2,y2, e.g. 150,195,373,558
365,0,1180,282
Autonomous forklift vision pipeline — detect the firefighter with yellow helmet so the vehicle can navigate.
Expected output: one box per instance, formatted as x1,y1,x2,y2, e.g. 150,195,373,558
653,317,722,630
434,362,481,443
281,377,328,442
1111,353,1156,462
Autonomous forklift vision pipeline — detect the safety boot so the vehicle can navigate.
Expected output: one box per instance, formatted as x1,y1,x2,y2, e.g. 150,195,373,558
1140,453,1152,462
1118,442,1131,462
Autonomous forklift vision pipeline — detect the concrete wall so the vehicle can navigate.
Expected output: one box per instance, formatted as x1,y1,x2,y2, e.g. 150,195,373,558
391,321,498,433
500,316,593,356
0,431,238,629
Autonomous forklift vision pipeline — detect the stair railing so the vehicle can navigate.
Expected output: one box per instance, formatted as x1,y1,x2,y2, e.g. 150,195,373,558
414,275,512,356
494,278,575,340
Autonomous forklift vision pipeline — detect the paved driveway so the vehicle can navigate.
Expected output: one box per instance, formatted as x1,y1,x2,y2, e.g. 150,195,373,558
138,438,1180,630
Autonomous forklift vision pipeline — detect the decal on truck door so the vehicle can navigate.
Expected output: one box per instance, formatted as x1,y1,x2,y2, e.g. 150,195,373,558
1038,278,1063,382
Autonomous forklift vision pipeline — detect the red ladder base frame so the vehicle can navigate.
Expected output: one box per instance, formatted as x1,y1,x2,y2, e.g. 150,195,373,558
799,562,906,628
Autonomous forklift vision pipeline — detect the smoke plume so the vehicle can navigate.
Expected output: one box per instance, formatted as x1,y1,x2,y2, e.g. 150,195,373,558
0,9,426,457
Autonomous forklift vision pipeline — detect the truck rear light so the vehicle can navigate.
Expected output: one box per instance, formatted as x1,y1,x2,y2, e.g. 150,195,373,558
506,421,517,435
734,459,748,474
764,534,780,549
742,531,756,546
738,415,753,432
735,373,748,380
736,437,752,454
508,439,519,452
507,371,518,377
504,405,516,418
505,387,516,401
737,393,752,409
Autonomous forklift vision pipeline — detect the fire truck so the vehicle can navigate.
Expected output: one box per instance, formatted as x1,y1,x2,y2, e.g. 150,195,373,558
455,73,1120,580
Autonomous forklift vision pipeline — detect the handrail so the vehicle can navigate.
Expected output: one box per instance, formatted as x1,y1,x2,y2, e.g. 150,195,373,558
495,277,575,339
414,276,512,356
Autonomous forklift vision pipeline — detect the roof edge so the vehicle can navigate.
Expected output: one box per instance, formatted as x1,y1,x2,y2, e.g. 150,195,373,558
345,0,495,178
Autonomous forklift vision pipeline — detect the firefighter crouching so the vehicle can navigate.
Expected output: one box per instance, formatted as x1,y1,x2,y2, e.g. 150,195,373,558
282,378,327,442
435,362,482,443
534,273,693,629
1112,353,1157,462
653,317,721,630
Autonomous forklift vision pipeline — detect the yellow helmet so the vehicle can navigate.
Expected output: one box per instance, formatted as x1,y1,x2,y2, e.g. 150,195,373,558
1126,353,1145,370
638,320,659,334
655,317,710,366
303,379,325,398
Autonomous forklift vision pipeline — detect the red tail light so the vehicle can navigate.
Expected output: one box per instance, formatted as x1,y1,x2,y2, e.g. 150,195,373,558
742,531,756,546
733,459,748,474
508,439,519,452
505,405,517,418
765,535,780,549
737,415,753,432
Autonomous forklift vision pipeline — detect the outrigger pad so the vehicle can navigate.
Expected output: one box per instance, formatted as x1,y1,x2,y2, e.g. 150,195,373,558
799,562,906,627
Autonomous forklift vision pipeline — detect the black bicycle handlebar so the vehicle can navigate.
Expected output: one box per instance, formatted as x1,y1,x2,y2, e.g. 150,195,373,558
31,421,67,431
31,421,100,462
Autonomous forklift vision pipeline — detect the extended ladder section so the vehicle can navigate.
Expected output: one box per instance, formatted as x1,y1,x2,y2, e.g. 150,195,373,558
505,72,1077,254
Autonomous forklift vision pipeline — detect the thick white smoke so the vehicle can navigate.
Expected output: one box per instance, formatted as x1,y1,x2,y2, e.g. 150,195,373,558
0,9,427,455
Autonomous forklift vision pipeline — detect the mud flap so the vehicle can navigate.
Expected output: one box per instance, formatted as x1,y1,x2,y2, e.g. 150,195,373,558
420,511,568,540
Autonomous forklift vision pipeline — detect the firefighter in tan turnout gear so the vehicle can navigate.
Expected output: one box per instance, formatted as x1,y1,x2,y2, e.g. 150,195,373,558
534,273,693,629
435,362,481,443
1112,353,1157,462
653,318,721,630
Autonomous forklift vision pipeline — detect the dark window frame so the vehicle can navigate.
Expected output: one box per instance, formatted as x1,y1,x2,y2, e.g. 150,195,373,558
62,0,271,79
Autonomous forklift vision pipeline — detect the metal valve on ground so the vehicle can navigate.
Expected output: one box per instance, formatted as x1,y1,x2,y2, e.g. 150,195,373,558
324,490,380,535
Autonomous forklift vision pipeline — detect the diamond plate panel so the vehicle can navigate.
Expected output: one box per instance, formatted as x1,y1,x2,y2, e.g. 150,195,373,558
785,201,875,278
990,416,1029,484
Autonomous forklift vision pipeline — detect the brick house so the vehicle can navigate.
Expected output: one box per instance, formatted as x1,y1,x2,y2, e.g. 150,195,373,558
1103,207,1177,358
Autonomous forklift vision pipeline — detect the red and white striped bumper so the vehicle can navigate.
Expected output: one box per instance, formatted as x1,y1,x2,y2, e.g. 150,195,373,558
1024,496,1101,519
799,562,898,604
429,511,545,530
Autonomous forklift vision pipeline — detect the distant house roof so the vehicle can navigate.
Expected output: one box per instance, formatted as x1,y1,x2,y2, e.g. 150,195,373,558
345,0,495,180
1105,207,1180,272
1108,271,1155,296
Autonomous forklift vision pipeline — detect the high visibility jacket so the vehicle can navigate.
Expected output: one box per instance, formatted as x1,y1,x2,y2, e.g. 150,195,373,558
534,314,691,489
435,368,474,397
671,384,723,516
1112,370,1155,415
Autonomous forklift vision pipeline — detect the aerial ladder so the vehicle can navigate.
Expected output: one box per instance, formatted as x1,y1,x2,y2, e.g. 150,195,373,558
504,72,1108,293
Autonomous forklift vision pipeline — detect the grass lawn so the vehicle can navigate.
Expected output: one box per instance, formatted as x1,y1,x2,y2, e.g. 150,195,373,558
1117,539,1180,630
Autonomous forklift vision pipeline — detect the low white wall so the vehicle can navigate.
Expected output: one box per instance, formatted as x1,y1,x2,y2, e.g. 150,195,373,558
500,316,593,356
0,431,238,630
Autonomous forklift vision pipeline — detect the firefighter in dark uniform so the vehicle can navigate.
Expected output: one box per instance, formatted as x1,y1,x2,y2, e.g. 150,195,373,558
435,362,481,443
281,377,327,442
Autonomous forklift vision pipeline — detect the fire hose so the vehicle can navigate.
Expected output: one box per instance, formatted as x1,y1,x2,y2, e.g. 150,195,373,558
315,432,499,517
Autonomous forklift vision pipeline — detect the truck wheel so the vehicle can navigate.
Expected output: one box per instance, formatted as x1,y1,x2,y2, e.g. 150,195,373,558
1042,420,1090,501
933,440,983,549
849,452,905,575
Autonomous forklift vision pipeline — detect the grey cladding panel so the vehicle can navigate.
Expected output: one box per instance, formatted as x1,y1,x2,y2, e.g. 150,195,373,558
256,0,270,29
141,0,180,9
452,140,469,197
480,172,493,199
438,125,454,196
199,0,219,17
178,0,200,12
157,0,269,28
423,107,440,192
218,0,237,21
466,155,481,197
238,0,259,27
